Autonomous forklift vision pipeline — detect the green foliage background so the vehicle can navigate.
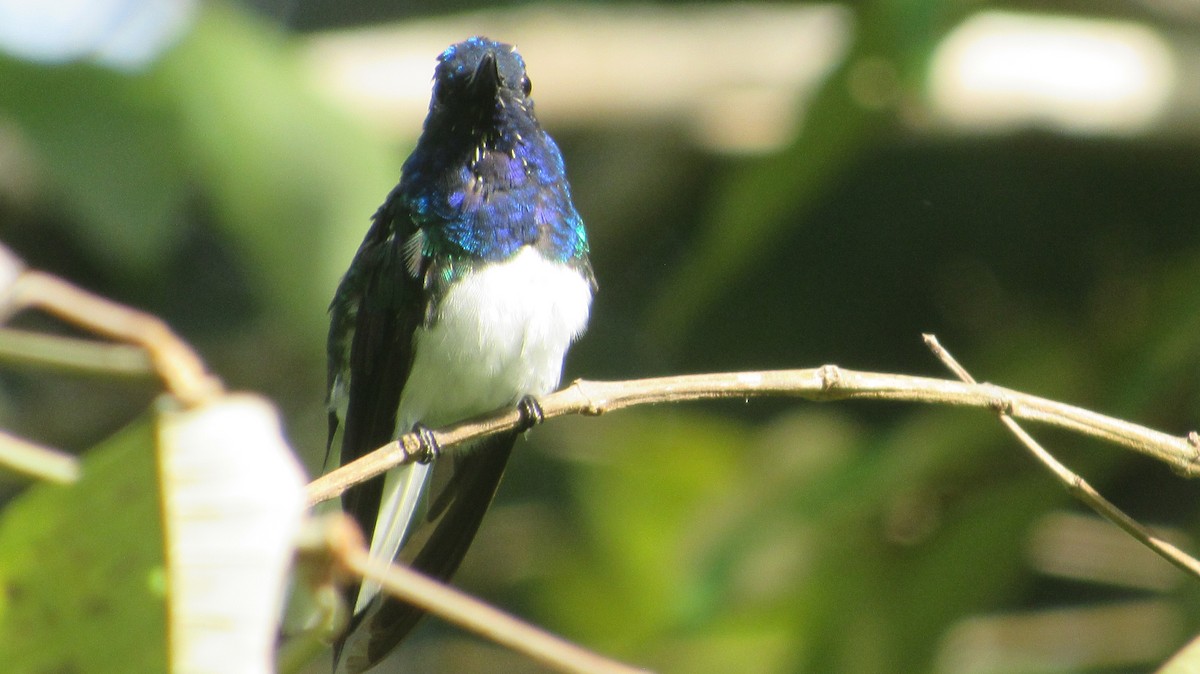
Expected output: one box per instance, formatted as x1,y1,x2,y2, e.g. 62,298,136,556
2,1,1200,673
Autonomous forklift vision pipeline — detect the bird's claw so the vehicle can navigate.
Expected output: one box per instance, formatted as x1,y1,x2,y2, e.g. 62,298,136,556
516,395,545,432
411,423,441,464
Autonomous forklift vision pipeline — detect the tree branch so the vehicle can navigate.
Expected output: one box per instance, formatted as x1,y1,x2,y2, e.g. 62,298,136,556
923,334,1200,580
0,430,80,483
0,243,221,482
307,366,1200,507
0,244,222,406
305,514,648,674
0,327,154,376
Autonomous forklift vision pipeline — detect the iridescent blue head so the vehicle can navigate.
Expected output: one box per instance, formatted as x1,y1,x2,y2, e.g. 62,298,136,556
399,37,589,268
431,37,532,124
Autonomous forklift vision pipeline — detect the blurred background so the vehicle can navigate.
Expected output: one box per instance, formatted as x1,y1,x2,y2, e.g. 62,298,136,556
2,0,1200,672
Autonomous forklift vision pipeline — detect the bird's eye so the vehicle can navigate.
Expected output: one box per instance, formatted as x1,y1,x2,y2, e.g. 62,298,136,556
521,76,532,96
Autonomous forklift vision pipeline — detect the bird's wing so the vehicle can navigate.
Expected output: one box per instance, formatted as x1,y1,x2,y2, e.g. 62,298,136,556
328,198,519,673
326,194,427,618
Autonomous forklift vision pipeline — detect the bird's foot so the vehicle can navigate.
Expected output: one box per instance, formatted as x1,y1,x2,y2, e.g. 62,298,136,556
411,423,441,464
516,395,545,433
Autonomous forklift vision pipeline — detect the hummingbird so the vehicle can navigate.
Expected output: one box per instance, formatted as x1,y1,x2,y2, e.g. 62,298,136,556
324,37,594,672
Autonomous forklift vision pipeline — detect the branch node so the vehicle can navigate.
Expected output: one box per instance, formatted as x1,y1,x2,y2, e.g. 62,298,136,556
988,395,1014,416
1171,431,1200,478
1067,473,1086,495
819,364,842,391
570,379,604,415
396,436,423,467
296,512,367,587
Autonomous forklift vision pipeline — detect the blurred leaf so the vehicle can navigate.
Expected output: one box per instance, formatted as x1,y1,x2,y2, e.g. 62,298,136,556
0,415,166,673
532,399,1072,673
152,2,399,331
0,56,189,273
537,412,747,652
159,394,307,673
646,0,956,349
0,1,399,333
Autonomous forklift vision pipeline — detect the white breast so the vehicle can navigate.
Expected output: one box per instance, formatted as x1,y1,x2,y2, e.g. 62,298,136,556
352,245,591,617
396,245,593,431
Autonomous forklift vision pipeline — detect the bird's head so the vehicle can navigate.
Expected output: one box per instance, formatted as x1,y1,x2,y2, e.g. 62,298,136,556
400,36,578,258
426,37,536,143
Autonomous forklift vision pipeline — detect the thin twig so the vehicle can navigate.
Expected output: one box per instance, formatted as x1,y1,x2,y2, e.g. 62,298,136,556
0,430,80,483
308,366,1200,507
0,246,222,482
923,333,1200,581
0,327,154,376
310,514,648,674
0,249,221,405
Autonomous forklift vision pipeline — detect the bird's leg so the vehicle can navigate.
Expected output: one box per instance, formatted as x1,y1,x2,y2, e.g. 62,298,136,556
411,423,441,464
515,395,545,433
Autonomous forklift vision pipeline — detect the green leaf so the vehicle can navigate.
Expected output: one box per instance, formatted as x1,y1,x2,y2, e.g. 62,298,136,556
0,416,167,673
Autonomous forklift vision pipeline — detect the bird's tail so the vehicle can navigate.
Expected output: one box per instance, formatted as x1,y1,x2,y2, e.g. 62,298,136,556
333,432,516,673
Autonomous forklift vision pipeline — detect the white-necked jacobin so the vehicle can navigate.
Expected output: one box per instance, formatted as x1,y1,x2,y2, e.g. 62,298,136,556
325,37,594,673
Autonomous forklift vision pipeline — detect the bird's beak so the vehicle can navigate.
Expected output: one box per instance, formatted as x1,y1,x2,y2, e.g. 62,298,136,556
467,51,502,98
